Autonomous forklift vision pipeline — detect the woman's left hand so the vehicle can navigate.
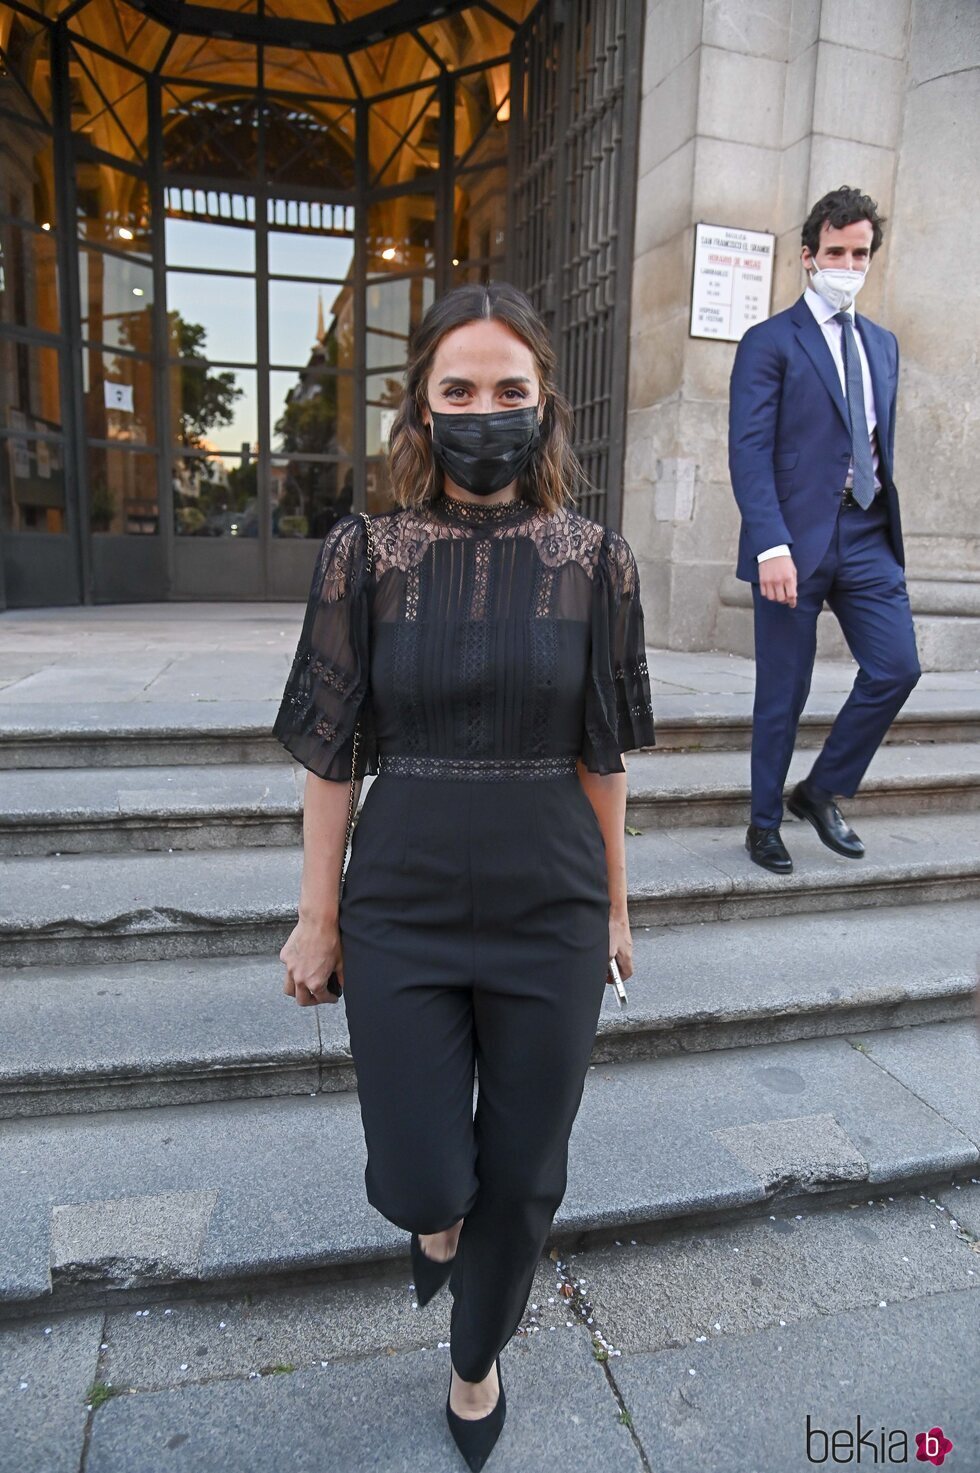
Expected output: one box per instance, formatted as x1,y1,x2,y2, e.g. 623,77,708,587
607,910,633,983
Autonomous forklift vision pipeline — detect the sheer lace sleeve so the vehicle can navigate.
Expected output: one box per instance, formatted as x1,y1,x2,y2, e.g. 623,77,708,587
272,514,378,782
580,527,656,773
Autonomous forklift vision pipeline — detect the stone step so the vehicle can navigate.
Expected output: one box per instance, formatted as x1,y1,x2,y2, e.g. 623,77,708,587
1,902,974,1119
2,690,980,768
717,575,980,672
625,741,980,828
0,763,305,857
1,1017,975,1315
0,703,288,771
3,811,978,967
5,742,979,856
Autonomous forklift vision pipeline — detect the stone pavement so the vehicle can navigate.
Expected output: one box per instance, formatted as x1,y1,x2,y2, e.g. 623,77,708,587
1,1186,977,1473
0,601,977,714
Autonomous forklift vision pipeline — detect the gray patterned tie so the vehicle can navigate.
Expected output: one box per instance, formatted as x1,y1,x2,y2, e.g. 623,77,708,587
834,310,875,509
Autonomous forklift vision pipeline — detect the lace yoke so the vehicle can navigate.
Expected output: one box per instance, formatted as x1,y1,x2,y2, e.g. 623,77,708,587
274,489,656,782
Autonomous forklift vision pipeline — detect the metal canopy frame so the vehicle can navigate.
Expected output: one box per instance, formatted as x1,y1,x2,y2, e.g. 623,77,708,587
0,0,641,607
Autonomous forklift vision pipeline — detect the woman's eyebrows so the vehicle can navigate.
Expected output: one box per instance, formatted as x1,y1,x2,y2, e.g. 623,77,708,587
437,375,533,387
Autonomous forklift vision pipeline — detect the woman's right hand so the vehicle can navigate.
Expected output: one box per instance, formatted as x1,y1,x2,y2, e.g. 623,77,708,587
280,914,344,1006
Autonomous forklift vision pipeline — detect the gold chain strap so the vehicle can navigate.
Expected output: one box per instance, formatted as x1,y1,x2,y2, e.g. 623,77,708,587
339,510,375,901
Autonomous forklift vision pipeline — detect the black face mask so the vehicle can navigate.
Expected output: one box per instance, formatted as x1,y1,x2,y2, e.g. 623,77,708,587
427,404,542,496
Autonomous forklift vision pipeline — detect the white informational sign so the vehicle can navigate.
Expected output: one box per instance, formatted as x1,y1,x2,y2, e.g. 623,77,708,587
690,223,775,342
104,381,134,412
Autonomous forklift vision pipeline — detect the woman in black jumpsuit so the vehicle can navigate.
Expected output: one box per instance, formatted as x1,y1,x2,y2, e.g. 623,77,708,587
274,283,655,1468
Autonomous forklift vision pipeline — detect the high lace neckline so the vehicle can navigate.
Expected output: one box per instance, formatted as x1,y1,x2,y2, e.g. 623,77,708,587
432,490,538,527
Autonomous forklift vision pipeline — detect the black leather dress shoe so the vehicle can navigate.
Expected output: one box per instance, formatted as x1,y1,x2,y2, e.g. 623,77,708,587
787,781,864,858
745,825,793,874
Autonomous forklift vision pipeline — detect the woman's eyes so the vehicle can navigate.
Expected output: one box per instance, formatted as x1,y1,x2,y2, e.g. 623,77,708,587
444,387,527,402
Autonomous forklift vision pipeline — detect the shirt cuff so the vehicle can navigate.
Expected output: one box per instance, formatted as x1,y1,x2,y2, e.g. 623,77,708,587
757,544,791,563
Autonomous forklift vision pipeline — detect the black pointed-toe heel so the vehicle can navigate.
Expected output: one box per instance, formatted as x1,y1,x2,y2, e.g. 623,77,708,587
446,1355,506,1472
410,1232,456,1308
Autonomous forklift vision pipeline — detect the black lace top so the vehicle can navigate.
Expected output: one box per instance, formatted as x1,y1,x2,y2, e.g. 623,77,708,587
273,489,656,782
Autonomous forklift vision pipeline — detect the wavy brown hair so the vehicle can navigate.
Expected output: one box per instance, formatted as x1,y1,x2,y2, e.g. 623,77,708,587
387,281,589,515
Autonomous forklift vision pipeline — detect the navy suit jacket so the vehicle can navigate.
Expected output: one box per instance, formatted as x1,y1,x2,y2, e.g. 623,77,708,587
728,294,905,583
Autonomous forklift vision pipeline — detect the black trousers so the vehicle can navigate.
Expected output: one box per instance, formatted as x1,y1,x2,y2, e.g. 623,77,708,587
339,764,610,1383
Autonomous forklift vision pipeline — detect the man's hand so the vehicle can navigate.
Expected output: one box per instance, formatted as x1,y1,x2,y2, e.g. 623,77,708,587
759,554,797,607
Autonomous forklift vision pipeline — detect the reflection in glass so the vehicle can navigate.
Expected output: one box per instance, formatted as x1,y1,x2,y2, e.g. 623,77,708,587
263,46,351,98
264,100,356,190
0,113,57,229
365,455,394,516
76,164,151,255
169,364,257,454
269,280,353,371
0,338,61,432
352,35,433,105
69,48,147,164
268,219,353,278
164,214,255,272
271,369,353,458
161,86,258,179
165,271,256,363
271,459,353,539
173,451,257,537
453,164,507,278
366,275,434,370
82,348,154,445
368,84,439,188
0,16,54,124
417,13,522,70
0,220,60,334
87,446,158,535
455,68,510,166
366,370,406,457
365,196,436,277
69,4,171,74
79,248,154,350
164,37,259,94
0,432,66,533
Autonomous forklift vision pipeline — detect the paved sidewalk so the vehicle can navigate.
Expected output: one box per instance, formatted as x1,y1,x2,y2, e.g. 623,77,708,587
2,1186,977,1473
0,602,977,714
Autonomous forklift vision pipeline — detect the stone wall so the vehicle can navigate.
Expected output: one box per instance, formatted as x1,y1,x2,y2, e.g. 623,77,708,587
625,0,980,666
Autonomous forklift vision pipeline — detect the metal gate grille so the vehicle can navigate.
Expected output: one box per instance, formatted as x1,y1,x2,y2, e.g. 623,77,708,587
508,0,643,527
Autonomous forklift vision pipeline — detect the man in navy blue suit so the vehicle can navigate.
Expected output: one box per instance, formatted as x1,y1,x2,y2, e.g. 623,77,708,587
729,186,920,874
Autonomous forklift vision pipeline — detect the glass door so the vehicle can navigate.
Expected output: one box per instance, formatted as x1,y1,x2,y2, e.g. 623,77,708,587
165,191,263,598
265,199,358,598
0,32,78,607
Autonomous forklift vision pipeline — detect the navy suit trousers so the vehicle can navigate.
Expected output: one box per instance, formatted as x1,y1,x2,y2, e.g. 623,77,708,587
750,496,921,829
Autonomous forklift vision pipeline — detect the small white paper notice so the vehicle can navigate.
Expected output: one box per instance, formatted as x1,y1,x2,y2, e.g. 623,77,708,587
690,224,775,342
104,381,134,412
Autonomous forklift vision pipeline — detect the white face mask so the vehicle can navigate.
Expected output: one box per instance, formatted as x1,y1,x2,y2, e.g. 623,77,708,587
807,265,868,311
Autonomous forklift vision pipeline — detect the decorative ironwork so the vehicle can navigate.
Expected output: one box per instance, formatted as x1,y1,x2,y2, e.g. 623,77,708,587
508,0,643,528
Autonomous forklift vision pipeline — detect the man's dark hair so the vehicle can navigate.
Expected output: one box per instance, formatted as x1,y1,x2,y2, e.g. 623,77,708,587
802,186,886,258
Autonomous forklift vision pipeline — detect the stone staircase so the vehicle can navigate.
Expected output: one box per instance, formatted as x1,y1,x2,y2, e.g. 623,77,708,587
715,573,980,672
1,697,978,1317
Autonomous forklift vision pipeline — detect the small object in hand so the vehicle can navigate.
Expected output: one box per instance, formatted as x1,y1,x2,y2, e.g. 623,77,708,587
326,970,343,997
607,956,628,1007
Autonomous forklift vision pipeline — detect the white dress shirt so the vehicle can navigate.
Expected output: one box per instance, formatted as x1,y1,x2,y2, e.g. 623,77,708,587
757,284,882,565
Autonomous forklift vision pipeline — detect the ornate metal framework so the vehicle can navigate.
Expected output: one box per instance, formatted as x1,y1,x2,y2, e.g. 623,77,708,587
0,0,642,605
